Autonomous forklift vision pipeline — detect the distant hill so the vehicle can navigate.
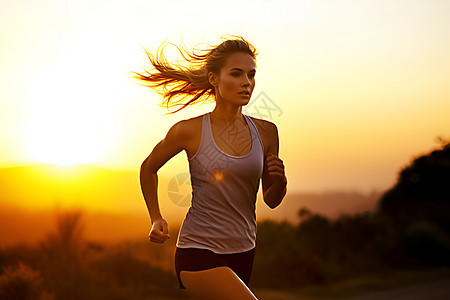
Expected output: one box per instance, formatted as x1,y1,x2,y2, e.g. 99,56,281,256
0,164,382,218
258,190,382,224
0,203,154,246
0,164,189,217
0,164,144,213
0,164,383,245
0,164,189,245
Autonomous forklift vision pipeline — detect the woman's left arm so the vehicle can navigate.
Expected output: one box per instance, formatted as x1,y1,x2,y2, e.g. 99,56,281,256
261,122,287,209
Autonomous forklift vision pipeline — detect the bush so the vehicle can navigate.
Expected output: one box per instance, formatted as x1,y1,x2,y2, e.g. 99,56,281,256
0,262,54,300
404,221,450,265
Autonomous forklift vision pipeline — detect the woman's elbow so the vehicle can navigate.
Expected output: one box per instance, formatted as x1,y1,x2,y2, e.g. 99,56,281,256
140,157,156,174
264,198,282,209
140,157,148,172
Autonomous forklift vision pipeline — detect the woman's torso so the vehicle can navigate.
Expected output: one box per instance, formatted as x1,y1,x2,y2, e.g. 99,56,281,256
176,112,267,254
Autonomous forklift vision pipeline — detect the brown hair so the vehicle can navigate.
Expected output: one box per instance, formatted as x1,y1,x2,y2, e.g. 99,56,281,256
133,35,258,114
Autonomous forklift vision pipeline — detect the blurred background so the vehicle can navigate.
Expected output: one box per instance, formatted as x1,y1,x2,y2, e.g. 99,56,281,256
1,0,449,299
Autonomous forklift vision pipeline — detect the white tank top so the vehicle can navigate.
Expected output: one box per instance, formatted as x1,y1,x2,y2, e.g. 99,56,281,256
176,112,264,254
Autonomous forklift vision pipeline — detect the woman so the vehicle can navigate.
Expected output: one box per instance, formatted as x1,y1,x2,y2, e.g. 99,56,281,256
136,36,287,300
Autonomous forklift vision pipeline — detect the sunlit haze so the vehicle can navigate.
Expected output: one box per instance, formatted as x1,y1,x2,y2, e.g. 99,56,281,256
1,0,450,196
1,4,449,299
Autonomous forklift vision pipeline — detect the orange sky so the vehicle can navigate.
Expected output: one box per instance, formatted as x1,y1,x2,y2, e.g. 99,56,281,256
1,0,450,195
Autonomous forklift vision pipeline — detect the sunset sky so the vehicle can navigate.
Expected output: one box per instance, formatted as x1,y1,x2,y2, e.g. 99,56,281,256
1,0,450,194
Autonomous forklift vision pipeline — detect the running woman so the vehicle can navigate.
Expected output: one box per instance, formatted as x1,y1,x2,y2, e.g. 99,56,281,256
136,36,287,300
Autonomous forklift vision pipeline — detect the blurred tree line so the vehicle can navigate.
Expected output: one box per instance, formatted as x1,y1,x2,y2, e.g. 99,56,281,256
1,142,449,299
253,141,450,287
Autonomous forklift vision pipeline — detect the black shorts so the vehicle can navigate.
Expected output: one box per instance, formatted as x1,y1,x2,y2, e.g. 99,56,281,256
174,247,256,289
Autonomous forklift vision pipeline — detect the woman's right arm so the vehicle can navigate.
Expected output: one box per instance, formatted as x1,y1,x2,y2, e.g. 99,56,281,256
140,121,190,243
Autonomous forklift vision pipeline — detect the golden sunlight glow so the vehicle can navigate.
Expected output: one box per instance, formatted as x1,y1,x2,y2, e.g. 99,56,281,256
24,88,109,167
23,43,123,167
0,0,449,194
214,171,224,181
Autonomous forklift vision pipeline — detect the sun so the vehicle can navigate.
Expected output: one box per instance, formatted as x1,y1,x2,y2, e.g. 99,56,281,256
24,92,111,167
24,98,113,167
23,58,117,167
25,118,106,167
20,38,134,168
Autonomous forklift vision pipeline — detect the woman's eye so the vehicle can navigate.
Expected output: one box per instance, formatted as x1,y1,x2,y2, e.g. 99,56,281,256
231,72,240,77
248,73,255,79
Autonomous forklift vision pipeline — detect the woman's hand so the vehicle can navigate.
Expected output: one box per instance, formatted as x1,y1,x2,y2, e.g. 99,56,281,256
266,153,286,184
149,218,170,243
262,153,287,209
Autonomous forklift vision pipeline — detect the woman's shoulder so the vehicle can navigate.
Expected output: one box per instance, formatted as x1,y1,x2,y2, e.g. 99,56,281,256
169,113,205,137
247,115,278,135
247,115,279,156
178,113,204,126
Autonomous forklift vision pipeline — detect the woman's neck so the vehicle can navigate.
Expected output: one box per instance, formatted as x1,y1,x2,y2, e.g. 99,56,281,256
210,103,243,125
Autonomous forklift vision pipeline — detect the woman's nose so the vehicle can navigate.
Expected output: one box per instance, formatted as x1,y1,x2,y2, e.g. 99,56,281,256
242,76,251,86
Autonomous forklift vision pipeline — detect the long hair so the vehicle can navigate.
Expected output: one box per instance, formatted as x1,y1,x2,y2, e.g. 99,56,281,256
133,36,258,114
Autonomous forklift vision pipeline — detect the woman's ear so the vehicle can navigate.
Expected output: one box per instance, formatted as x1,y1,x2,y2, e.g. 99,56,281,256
208,71,218,87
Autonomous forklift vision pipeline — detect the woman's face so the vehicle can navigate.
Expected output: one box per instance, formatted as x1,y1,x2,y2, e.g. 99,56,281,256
213,52,256,107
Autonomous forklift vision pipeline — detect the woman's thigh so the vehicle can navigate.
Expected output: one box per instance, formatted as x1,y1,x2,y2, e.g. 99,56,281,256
174,247,256,289
180,266,258,300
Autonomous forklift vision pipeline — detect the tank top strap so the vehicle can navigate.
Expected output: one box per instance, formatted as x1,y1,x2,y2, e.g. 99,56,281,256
188,112,210,162
243,114,264,156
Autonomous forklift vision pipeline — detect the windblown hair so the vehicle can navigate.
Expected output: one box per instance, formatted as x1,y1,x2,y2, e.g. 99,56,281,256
133,36,258,114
